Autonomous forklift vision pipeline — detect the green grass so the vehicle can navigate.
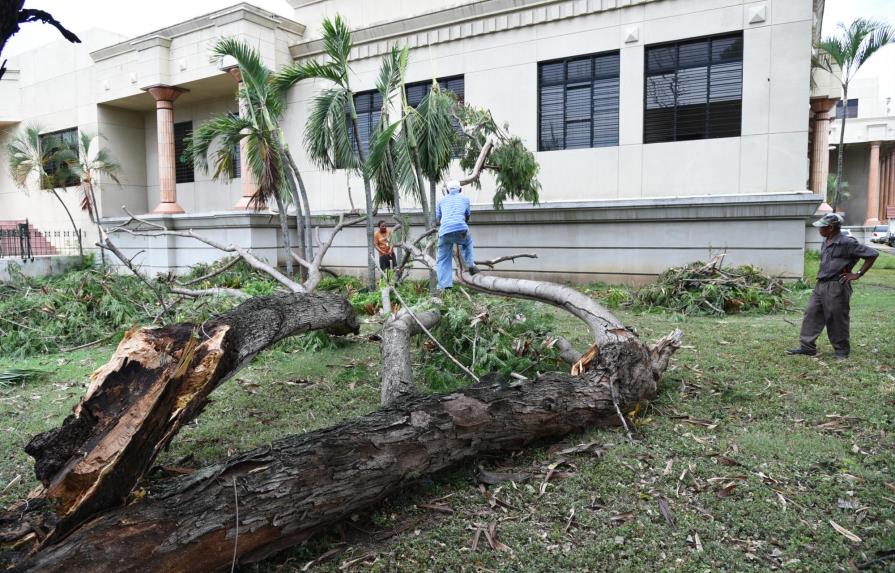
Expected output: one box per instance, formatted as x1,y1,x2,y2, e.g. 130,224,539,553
1,254,894,572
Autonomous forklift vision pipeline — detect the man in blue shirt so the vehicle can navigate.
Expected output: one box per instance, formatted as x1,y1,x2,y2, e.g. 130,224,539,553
435,180,480,289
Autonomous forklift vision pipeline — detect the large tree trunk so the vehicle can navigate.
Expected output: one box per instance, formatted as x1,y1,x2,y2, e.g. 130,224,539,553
6,330,681,573
380,309,440,405
13,293,358,546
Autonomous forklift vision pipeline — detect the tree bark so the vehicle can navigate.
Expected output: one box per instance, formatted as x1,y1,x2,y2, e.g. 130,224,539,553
284,160,307,282
348,108,378,291
272,192,294,278
6,331,681,573
380,309,441,405
13,293,358,546
49,188,83,259
284,147,313,263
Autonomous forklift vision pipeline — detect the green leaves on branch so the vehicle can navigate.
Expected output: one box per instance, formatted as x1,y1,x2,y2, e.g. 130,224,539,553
487,137,541,209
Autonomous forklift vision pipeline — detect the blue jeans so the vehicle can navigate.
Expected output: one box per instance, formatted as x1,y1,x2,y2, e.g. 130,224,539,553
436,230,475,289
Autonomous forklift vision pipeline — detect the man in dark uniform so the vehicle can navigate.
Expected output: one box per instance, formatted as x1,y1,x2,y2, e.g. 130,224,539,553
787,213,878,359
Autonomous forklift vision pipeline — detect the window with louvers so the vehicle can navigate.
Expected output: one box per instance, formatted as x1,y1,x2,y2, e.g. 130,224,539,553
644,33,743,143
39,127,79,189
405,76,465,155
405,75,465,108
351,90,383,158
174,121,194,183
538,52,620,151
228,113,241,179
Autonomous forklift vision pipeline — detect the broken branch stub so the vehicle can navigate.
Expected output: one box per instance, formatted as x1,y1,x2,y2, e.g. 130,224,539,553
20,292,359,545
9,330,681,573
380,309,441,406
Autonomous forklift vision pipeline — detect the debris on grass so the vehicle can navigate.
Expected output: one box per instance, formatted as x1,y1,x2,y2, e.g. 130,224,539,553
615,254,796,316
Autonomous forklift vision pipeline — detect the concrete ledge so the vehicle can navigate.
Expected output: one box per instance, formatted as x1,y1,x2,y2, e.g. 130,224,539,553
0,256,84,282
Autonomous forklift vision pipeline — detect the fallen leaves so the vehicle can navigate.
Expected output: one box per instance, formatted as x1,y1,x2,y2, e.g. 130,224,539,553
829,520,862,543
657,497,675,529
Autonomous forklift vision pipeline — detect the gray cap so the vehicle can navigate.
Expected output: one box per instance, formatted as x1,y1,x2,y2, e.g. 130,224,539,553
812,212,845,228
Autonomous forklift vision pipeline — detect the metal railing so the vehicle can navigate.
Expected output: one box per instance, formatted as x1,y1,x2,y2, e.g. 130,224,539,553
0,221,85,260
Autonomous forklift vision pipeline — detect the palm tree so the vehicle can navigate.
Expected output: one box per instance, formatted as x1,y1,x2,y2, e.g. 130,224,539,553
273,15,379,289
6,125,83,257
815,18,894,211
56,132,120,264
184,38,300,278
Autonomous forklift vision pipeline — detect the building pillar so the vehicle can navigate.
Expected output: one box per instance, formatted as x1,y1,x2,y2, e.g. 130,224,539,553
145,85,188,214
888,147,895,221
809,99,836,204
865,140,881,226
223,66,262,210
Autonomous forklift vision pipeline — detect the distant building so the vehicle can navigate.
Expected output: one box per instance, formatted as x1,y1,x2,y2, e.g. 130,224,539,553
825,77,895,227
1,0,830,282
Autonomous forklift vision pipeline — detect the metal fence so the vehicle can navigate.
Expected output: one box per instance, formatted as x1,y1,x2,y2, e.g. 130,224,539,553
0,221,85,260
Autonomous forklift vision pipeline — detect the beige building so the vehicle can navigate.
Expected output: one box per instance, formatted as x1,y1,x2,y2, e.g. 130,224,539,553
1,0,829,282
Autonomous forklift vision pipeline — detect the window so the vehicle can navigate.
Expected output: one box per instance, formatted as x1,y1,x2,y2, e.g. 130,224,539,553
835,98,858,119
174,121,194,184
230,143,241,179
405,75,465,108
351,90,383,158
538,52,620,151
406,76,466,155
39,127,79,189
644,33,743,143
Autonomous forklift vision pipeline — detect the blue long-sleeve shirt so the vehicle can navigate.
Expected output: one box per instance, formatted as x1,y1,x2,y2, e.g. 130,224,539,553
436,190,470,236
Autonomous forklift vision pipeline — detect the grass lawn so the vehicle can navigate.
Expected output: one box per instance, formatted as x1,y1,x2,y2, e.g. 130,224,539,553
1,254,894,572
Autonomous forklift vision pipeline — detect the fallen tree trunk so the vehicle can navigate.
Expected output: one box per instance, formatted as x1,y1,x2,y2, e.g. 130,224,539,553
7,330,681,573
380,309,441,405
15,292,359,545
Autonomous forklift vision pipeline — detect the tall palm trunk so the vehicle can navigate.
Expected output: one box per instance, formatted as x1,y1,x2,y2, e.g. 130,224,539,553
833,85,848,212
284,148,313,263
50,188,83,259
83,180,104,264
348,108,377,290
284,162,307,282
273,190,294,278
385,144,403,269
427,177,439,293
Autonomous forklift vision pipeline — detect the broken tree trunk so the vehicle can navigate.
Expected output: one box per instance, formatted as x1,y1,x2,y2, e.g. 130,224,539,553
380,308,441,406
7,330,681,573
16,292,359,546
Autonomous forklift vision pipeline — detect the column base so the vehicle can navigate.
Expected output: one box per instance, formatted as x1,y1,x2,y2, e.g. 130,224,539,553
232,195,266,210
152,202,185,214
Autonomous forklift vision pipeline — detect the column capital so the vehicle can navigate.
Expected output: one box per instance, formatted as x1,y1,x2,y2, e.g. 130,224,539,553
222,65,242,83
143,84,188,103
810,97,838,115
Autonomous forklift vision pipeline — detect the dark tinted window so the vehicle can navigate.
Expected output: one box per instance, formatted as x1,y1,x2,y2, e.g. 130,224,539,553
644,33,743,143
39,127,79,189
174,121,194,183
835,98,858,119
538,51,619,151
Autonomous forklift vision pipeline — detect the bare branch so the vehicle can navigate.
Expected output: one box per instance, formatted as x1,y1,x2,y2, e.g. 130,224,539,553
458,134,497,186
97,238,169,316
170,286,251,299
475,253,538,269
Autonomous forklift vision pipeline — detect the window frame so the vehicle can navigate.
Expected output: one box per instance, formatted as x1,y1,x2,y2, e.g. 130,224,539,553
642,31,744,144
403,75,465,109
536,50,621,152
835,98,858,119
39,127,79,189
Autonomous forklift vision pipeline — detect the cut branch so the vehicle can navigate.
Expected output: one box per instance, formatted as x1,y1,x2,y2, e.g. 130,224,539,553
8,330,681,573
475,253,538,269
12,292,359,547
380,308,441,406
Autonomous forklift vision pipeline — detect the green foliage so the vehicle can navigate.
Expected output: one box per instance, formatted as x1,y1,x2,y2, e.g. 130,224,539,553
631,260,793,316
455,104,541,209
487,137,541,209
420,292,562,392
0,368,47,389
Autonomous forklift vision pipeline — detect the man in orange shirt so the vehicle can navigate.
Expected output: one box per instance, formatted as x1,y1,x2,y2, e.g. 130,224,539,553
374,220,397,272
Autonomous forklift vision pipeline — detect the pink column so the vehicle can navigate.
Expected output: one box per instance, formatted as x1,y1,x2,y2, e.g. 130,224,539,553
865,140,881,226
888,147,895,221
223,66,262,210
809,99,836,199
145,85,188,214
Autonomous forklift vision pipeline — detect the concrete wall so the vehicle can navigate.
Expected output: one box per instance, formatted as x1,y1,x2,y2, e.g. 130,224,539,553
0,256,83,282
108,192,819,282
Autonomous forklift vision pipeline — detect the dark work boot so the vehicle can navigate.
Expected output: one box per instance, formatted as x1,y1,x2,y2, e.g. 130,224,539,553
785,347,816,356
833,352,849,360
